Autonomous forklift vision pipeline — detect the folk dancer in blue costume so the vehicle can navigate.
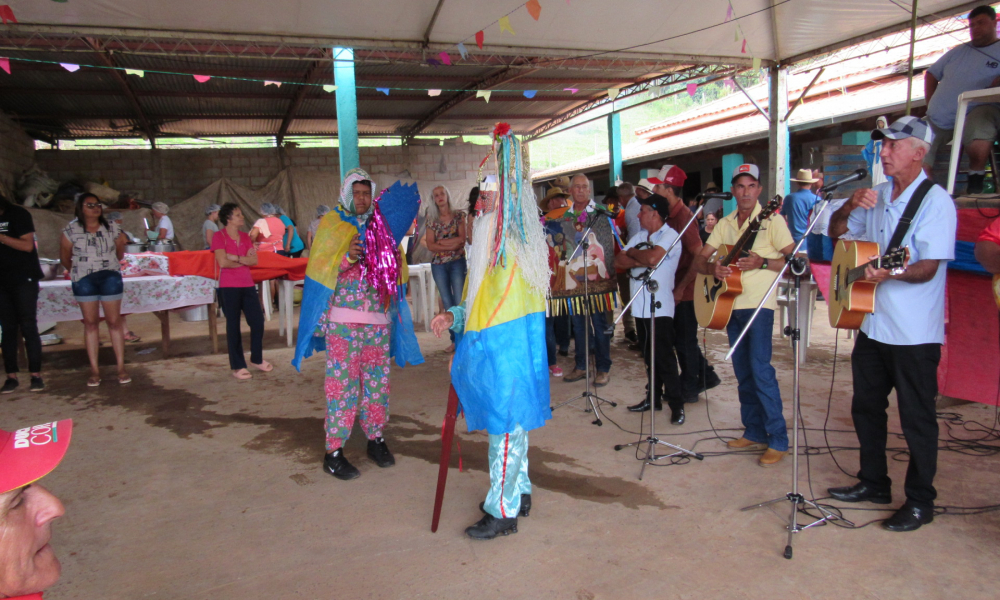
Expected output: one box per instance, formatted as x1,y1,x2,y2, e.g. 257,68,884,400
431,123,552,539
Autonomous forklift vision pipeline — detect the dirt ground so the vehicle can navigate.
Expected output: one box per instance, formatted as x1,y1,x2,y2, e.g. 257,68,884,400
5,304,1000,600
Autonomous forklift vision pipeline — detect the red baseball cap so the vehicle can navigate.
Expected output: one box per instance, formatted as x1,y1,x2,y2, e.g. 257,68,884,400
0,419,73,494
647,165,687,187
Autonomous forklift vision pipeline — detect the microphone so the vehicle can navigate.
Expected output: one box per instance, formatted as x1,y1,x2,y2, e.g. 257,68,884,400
819,168,868,193
700,192,733,201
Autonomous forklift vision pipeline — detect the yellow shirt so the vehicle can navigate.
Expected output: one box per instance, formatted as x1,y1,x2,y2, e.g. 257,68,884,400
705,203,794,311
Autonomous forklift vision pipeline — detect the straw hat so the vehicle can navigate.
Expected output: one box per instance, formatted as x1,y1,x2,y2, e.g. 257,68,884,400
790,168,819,183
539,186,569,211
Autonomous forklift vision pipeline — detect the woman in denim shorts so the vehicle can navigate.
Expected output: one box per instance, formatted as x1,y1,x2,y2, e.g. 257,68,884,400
59,193,130,386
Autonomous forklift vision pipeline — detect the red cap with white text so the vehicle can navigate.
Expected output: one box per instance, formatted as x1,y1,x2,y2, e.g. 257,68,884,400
731,163,760,183
0,420,73,494
647,165,687,187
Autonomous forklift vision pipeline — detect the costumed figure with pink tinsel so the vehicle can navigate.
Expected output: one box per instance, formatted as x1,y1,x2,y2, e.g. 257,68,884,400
292,167,422,480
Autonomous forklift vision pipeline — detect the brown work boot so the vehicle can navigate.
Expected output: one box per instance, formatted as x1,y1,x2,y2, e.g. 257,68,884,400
563,368,587,383
758,448,787,467
594,371,610,387
726,437,767,451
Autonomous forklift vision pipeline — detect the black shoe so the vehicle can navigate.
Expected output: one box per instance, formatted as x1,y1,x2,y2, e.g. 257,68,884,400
29,377,45,392
627,399,662,412
557,348,569,357
967,173,986,195
883,502,934,532
702,371,721,391
670,407,685,425
465,514,518,540
627,342,643,352
323,450,360,480
827,482,891,504
624,331,638,345
683,392,700,404
479,494,531,518
0,378,18,394
367,437,395,468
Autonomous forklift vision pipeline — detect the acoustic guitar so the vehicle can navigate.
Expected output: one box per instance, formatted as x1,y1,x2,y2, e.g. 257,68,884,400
694,196,783,329
827,240,909,329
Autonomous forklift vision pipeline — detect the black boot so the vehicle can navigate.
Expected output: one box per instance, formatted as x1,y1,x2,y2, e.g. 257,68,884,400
323,449,360,480
465,514,518,540
670,406,685,425
479,494,531,518
367,437,395,468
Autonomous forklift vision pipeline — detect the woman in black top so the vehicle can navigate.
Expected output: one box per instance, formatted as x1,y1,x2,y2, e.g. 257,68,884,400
0,194,45,393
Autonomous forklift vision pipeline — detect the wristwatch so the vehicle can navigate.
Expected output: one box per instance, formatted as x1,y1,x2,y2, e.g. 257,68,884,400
759,259,769,270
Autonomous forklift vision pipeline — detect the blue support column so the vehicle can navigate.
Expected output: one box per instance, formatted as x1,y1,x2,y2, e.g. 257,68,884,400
721,153,744,214
607,112,622,189
333,47,359,177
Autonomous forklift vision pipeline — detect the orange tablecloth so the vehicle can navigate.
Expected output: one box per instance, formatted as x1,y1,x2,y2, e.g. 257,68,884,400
167,250,308,283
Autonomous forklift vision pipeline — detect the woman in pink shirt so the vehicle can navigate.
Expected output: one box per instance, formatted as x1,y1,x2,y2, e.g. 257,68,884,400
211,203,273,380
249,203,285,253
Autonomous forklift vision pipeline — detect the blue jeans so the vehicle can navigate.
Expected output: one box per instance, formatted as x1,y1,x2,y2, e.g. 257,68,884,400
725,309,788,451
431,258,467,342
71,269,124,302
572,310,611,373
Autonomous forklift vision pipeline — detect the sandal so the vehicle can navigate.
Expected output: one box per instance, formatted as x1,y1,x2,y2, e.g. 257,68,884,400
124,331,142,343
118,373,132,385
233,369,252,380
445,343,455,354
251,361,273,372
87,376,101,387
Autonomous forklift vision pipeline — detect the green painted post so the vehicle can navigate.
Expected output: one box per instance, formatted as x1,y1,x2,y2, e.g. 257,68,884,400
721,153,744,214
607,112,622,189
333,47,359,177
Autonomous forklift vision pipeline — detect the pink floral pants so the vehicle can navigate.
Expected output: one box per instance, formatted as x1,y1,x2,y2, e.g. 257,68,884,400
324,323,390,453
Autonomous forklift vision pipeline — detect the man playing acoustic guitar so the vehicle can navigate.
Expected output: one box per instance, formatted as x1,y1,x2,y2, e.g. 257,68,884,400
826,116,956,532
692,164,795,467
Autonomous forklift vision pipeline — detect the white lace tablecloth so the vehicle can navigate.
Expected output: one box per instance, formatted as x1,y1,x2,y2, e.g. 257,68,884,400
38,275,216,322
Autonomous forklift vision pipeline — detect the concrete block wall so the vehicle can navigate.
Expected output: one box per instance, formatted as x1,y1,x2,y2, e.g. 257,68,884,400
0,110,36,199
34,141,489,205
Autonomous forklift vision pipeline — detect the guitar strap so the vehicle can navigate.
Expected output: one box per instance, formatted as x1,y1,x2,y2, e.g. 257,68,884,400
886,179,934,252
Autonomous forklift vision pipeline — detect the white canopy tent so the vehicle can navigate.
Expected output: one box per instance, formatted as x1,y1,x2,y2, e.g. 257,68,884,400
5,0,982,64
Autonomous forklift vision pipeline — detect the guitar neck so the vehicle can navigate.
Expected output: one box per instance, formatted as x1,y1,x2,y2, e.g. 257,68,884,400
721,216,763,266
845,257,881,286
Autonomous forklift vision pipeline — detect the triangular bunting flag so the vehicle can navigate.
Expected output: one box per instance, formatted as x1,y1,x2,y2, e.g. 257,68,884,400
194,75,211,83
428,89,442,97
686,83,697,97
124,69,145,77
457,43,468,60
741,38,747,54
651,85,662,97
427,58,441,67
60,63,80,72
735,28,739,42
523,90,537,99
476,90,492,103
264,81,282,87
377,88,390,95
752,57,761,70
0,5,17,24
323,84,337,93
526,0,542,20
0,57,9,75
725,4,734,22
439,52,451,66
564,87,578,94
499,16,515,36
475,30,484,49
608,88,620,101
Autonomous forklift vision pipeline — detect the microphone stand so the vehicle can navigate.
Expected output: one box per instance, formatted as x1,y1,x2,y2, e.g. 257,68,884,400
611,205,705,478
551,208,617,425
731,192,853,559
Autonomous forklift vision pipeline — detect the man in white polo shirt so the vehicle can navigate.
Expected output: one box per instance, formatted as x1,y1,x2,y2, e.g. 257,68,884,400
827,116,957,532
614,193,685,424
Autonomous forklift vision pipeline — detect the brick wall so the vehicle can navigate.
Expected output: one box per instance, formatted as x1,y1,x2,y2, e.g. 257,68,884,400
0,110,36,198
34,141,489,205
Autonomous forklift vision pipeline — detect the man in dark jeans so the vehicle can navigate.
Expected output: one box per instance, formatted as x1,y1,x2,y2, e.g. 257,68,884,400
827,117,956,532
0,194,45,393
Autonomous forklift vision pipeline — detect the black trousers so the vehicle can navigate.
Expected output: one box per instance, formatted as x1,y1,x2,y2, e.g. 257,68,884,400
635,316,683,411
851,332,940,509
218,286,265,370
673,300,717,396
0,278,42,374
